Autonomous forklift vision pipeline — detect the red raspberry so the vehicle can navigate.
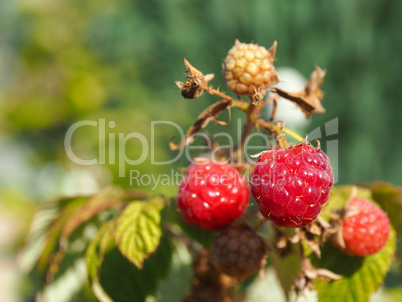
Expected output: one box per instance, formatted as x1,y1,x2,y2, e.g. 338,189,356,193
251,144,334,228
341,198,390,257
210,225,267,278
177,160,250,231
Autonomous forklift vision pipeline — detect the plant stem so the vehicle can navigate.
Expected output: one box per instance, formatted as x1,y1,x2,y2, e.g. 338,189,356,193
282,127,304,142
257,119,288,148
200,84,236,103
233,101,257,162
166,224,200,253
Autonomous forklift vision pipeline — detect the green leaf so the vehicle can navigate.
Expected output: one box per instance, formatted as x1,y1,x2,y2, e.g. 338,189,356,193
114,197,163,268
173,207,215,247
371,182,402,234
324,186,372,216
86,219,116,284
271,245,301,299
99,233,173,302
314,226,397,302
43,187,128,281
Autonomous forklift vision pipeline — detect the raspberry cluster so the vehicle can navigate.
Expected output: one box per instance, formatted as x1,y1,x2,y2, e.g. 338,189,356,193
223,40,279,95
177,160,250,231
341,198,390,256
210,225,267,278
251,144,334,228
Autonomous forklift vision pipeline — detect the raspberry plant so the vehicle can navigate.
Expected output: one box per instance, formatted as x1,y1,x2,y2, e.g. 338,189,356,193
21,40,399,302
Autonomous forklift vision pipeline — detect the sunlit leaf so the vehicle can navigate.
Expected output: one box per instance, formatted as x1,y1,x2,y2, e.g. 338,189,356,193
314,226,396,302
371,182,402,233
114,197,164,268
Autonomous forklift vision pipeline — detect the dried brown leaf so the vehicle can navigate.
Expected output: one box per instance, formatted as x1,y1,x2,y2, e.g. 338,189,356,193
269,66,326,118
169,99,231,150
45,187,129,283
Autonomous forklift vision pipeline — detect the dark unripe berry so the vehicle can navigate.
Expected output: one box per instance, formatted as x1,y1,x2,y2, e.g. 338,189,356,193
210,225,267,278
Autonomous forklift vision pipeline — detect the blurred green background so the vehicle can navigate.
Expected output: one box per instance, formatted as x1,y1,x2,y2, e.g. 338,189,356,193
0,0,401,301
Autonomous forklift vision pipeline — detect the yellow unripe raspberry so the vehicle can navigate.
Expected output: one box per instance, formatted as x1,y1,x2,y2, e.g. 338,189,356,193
223,40,279,95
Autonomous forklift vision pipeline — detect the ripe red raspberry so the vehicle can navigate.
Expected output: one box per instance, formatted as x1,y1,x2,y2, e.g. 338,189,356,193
341,198,390,257
251,144,334,228
210,225,267,278
223,40,279,95
177,160,250,231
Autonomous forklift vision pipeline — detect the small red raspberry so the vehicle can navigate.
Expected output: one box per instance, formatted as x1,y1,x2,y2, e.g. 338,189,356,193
177,160,250,231
223,40,279,95
341,198,390,257
210,225,267,278
251,144,334,228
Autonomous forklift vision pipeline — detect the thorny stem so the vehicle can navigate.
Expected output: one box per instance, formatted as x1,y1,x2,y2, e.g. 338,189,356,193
199,82,296,160
166,224,200,254
235,101,257,160
199,81,301,158
230,94,287,161
199,84,236,103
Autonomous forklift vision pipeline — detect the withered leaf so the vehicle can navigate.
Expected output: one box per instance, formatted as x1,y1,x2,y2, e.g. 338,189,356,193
269,66,326,118
169,99,231,150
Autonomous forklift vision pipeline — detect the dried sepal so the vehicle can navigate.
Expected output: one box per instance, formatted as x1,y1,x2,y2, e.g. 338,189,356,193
293,257,342,297
176,58,215,99
250,88,267,105
315,268,343,281
267,41,278,60
301,216,342,259
248,150,269,159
